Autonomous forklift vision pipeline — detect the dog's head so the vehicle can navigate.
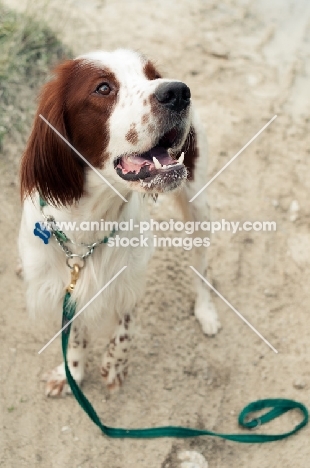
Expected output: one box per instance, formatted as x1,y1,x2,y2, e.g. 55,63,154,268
21,49,193,206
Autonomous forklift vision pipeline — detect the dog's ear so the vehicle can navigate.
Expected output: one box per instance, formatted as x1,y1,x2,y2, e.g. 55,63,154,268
20,60,84,207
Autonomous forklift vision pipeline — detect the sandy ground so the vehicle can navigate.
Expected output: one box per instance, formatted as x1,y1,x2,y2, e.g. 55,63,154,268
1,1,310,467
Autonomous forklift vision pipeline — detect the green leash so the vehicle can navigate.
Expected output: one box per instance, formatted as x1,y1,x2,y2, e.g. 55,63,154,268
61,292,308,441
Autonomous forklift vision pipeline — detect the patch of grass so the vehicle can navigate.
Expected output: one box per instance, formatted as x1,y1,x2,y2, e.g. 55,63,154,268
0,3,71,153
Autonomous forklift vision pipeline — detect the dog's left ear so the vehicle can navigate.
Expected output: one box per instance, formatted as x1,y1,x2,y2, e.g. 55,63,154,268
20,60,85,207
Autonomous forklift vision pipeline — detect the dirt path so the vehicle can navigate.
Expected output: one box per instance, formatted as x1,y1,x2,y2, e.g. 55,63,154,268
1,1,310,467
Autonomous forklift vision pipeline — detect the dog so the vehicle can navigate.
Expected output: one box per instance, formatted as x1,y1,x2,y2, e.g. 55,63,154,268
19,49,221,396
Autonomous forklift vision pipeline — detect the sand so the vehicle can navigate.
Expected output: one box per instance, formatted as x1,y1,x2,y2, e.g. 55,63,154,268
1,1,310,467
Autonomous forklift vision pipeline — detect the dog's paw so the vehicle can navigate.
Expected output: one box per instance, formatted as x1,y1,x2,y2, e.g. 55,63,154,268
41,361,87,397
42,364,71,397
195,302,221,336
42,362,84,397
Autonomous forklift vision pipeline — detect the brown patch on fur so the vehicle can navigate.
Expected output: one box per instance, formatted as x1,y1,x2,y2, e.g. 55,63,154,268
20,59,120,206
143,61,162,80
119,335,129,342
181,126,199,180
72,361,78,367
126,125,138,145
143,99,147,106
124,314,131,330
141,114,149,124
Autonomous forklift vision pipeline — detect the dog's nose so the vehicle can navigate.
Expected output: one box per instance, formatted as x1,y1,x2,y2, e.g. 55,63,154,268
154,82,191,112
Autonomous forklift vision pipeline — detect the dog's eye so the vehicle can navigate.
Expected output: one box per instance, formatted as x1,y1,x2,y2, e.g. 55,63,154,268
96,83,111,95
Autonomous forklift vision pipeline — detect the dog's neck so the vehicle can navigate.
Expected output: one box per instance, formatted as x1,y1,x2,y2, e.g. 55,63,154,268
42,169,149,244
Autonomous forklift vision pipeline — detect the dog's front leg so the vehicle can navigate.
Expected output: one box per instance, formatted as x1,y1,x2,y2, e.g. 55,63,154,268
192,245,221,336
101,313,132,391
42,324,88,397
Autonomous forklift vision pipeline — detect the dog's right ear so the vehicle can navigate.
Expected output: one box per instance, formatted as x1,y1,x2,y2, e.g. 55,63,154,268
20,60,84,207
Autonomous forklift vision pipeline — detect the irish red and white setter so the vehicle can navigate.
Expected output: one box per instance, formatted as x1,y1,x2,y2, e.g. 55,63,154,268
19,49,220,396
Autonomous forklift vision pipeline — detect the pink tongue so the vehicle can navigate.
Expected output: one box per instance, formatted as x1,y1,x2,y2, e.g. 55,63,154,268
121,147,177,173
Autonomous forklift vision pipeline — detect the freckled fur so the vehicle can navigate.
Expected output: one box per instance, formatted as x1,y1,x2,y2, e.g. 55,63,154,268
125,124,139,145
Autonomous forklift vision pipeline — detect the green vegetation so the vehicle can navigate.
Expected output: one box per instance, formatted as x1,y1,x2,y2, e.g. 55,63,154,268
0,3,71,152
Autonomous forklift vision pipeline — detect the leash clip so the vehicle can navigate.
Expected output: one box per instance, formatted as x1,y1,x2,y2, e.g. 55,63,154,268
66,264,80,293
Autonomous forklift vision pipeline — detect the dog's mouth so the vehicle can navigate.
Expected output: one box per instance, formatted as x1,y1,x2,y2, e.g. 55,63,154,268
114,128,187,191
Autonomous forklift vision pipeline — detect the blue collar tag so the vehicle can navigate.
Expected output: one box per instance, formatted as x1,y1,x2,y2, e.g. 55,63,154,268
34,222,51,244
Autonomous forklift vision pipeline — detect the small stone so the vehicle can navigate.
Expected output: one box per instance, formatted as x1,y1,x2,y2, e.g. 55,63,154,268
164,385,173,391
247,74,259,86
289,200,300,222
264,289,276,297
178,450,208,468
61,426,70,432
208,42,229,59
272,199,279,207
293,379,306,390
